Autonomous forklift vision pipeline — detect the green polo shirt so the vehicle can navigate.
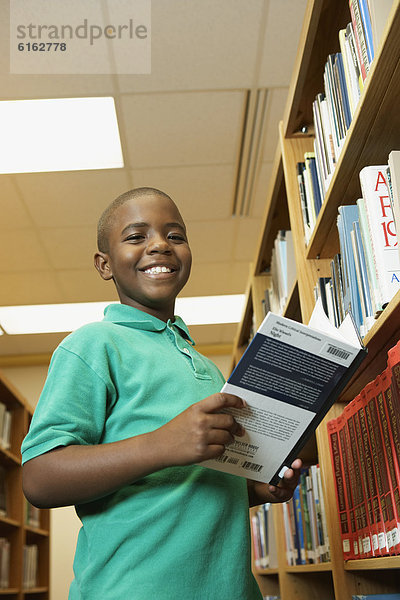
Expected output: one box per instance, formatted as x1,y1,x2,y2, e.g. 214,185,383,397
22,304,262,600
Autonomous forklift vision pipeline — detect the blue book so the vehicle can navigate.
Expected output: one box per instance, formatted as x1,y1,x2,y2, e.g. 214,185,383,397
358,0,374,63
292,485,306,564
353,595,400,600
335,53,352,130
337,205,363,333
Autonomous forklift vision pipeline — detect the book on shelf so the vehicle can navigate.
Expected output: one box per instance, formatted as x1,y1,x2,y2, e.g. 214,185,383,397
359,165,400,308
26,500,41,528
328,339,400,558
387,150,400,262
23,544,38,589
0,538,10,589
281,464,330,566
0,402,12,452
201,299,367,485
353,595,400,600
368,0,394,55
251,502,278,570
0,467,6,518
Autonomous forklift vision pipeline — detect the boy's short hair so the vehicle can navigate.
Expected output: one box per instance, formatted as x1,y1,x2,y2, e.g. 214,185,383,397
97,187,173,253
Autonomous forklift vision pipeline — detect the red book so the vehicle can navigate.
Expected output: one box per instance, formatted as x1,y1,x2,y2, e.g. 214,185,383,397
337,413,359,558
344,400,373,556
364,380,394,554
327,416,353,559
352,393,381,555
377,368,400,554
358,388,388,554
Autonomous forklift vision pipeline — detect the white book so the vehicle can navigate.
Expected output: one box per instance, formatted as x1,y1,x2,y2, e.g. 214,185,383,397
388,151,400,264
201,299,366,484
359,165,400,307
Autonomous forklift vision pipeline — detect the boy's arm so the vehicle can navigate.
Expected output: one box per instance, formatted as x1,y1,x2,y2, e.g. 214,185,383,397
23,393,246,509
247,458,302,507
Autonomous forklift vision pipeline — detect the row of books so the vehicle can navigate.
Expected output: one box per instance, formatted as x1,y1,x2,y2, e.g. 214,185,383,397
0,538,9,589
251,503,277,570
281,464,330,566
263,230,296,317
328,340,400,559
0,402,12,452
300,0,393,239
352,595,400,599
23,544,38,589
26,500,41,529
313,158,400,338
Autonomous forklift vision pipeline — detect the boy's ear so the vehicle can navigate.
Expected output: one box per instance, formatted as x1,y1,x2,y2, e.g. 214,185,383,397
94,252,113,281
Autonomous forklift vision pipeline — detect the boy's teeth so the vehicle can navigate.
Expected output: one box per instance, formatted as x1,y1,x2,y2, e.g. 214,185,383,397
144,266,172,274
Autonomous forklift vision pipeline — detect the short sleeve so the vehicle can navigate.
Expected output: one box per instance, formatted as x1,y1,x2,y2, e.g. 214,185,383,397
21,346,111,464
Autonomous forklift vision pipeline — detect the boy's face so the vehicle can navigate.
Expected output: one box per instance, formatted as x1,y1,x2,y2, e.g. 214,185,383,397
94,193,192,321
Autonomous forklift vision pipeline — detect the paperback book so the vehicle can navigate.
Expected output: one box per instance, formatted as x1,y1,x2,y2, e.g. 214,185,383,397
202,300,367,485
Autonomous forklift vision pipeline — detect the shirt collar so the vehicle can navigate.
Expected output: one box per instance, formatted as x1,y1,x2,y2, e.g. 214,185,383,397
103,303,195,345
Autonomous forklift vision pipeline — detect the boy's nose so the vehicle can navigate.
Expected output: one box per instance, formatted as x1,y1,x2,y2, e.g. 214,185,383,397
146,238,171,254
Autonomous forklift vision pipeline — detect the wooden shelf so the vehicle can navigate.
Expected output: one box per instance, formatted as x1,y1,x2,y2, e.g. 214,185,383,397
234,1,400,598
0,371,50,600
285,561,332,573
345,556,400,571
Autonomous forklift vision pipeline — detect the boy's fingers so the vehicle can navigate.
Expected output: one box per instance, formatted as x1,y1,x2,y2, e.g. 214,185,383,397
209,413,245,436
200,392,246,413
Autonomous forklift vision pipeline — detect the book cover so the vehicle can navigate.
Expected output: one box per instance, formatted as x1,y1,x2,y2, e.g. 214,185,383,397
359,165,400,307
337,205,364,334
201,300,367,485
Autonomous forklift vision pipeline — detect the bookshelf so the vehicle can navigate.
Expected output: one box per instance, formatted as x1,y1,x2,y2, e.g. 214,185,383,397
231,0,400,598
0,372,49,600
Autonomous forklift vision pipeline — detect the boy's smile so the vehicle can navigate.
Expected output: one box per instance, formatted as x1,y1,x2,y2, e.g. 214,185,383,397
94,192,192,322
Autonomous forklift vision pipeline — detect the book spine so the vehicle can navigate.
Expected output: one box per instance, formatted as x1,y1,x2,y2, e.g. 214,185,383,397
377,368,400,553
328,417,353,559
357,390,388,553
345,401,373,556
366,378,397,554
349,0,369,81
363,383,392,554
358,0,375,63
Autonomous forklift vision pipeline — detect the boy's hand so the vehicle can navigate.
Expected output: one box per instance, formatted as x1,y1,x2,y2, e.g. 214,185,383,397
155,393,246,467
247,458,303,507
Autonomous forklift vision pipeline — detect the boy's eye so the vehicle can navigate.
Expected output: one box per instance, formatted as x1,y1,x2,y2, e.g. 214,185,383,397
168,233,186,242
125,233,145,242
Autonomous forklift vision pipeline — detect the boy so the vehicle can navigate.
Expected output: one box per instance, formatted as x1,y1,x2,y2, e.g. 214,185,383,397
22,187,301,599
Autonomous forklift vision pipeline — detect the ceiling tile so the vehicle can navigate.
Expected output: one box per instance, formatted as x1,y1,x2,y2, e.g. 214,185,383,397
188,219,236,264
232,218,262,261
119,91,245,169
262,87,289,163
182,259,250,296
131,164,235,221
0,229,52,272
0,271,64,305
15,169,131,228
258,0,307,87
0,332,66,356
0,176,32,228
116,0,263,93
56,269,119,303
39,227,96,270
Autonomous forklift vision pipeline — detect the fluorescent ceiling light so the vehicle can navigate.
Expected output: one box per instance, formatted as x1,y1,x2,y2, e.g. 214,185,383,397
0,97,124,173
0,295,245,335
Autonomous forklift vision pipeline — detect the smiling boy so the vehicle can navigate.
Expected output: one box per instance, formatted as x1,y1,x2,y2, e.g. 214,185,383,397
21,187,301,600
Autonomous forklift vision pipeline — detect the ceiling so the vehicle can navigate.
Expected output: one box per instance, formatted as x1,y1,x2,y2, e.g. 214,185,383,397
0,0,307,360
